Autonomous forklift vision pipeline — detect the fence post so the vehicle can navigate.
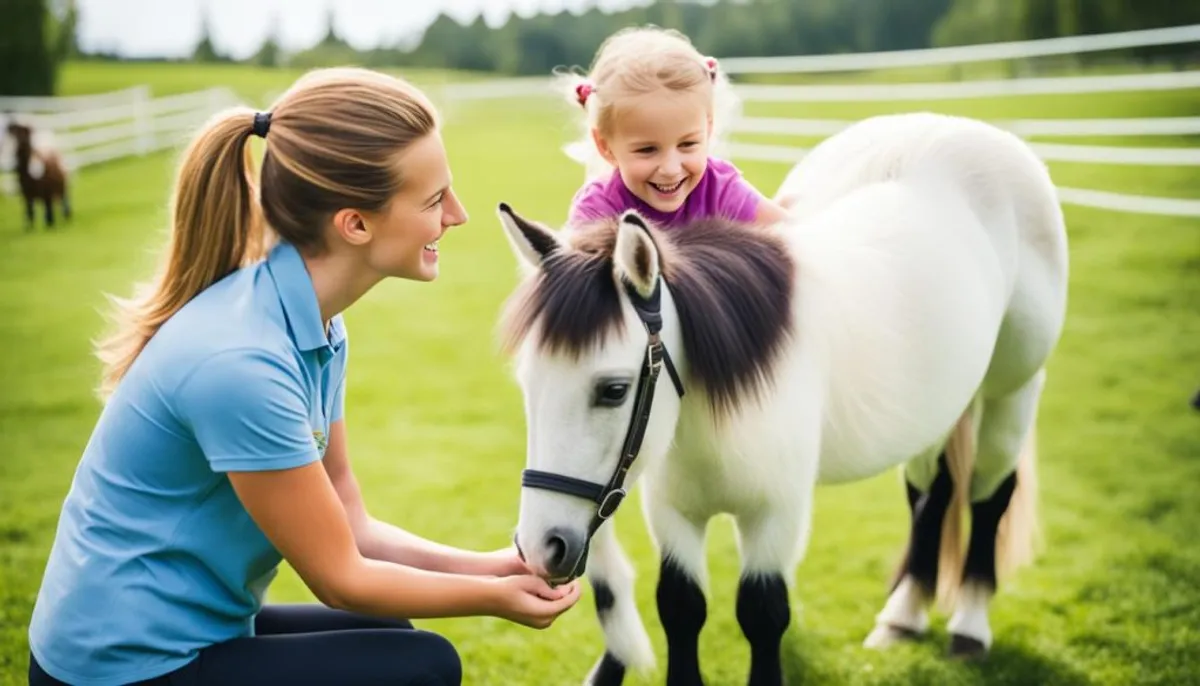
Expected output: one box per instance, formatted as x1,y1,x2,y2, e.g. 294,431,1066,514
133,85,153,155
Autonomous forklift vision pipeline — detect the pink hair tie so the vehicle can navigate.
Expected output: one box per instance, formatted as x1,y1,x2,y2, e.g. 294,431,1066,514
575,82,594,107
704,57,718,82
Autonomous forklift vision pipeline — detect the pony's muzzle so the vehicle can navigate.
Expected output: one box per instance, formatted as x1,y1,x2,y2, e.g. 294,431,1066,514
540,526,588,583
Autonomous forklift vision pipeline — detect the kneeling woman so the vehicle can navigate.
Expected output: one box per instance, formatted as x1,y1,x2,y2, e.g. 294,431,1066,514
27,67,580,686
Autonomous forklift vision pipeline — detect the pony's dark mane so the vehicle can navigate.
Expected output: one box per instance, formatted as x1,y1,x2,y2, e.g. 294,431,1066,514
499,216,796,416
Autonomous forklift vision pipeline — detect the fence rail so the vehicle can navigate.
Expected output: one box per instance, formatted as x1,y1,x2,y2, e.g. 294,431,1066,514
1,86,241,194
731,70,1200,102
733,115,1200,138
434,25,1199,219
717,23,1200,74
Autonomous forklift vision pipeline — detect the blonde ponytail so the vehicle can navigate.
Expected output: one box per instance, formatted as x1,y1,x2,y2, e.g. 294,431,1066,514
95,109,265,400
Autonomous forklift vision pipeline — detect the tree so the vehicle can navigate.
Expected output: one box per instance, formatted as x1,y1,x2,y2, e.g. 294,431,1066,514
192,9,228,63
0,0,60,96
253,14,282,68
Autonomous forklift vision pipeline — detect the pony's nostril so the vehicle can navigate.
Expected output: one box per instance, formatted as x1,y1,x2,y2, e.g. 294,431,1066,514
546,534,568,568
542,527,585,579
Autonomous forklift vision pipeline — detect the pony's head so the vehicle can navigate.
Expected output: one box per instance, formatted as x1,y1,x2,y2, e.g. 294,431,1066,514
6,121,31,150
495,203,795,583
497,204,686,582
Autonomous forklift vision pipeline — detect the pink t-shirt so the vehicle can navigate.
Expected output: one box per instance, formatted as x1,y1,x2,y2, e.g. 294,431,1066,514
568,156,763,230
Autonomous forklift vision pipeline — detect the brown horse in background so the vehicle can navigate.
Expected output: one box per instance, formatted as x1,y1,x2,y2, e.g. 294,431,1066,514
6,121,71,230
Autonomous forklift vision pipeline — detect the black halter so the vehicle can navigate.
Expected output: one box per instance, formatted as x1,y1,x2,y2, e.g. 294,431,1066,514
519,279,685,583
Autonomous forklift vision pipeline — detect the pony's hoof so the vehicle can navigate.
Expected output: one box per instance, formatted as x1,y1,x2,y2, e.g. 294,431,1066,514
863,623,923,649
948,633,989,660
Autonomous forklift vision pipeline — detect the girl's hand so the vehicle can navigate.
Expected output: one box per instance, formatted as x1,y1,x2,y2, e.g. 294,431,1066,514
487,575,582,629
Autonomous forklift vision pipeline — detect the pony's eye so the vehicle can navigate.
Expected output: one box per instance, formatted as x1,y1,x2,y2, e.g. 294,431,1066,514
594,380,631,407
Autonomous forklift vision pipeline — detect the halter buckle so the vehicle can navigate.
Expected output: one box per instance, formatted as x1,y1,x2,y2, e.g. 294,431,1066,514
597,488,627,519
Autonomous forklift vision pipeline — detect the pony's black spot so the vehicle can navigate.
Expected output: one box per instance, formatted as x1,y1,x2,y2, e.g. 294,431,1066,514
657,556,706,685
963,470,1018,592
591,652,626,686
892,453,954,597
499,216,796,419
593,580,616,614
736,572,790,686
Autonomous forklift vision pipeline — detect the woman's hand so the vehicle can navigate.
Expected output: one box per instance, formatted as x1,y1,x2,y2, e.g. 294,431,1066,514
487,575,583,629
475,546,533,577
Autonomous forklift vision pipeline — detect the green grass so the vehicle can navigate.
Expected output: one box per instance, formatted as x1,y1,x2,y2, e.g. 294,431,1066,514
2,61,1198,685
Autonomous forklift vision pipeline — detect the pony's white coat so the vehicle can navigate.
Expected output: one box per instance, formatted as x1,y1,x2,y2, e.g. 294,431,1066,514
501,111,1068,682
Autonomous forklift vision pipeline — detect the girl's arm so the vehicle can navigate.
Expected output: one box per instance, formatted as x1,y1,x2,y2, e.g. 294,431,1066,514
754,196,792,227
323,419,526,576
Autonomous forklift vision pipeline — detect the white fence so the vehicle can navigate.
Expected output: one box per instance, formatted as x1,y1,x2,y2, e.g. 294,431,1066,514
1,85,240,193
3,25,1197,219
438,24,1200,219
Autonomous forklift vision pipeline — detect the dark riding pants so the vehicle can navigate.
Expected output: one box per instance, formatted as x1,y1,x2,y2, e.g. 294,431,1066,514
28,604,461,685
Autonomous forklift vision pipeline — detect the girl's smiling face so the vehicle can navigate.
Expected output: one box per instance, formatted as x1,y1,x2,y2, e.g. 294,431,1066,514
594,88,712,214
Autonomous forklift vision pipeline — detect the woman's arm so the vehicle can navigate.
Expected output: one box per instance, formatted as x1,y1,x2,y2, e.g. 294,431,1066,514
229,462,490,618
322,419,526,576
229,460,577,627
179,348,578,626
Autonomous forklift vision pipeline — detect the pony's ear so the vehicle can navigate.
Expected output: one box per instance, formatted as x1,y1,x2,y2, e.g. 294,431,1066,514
613,210,660,299
497,202,561,269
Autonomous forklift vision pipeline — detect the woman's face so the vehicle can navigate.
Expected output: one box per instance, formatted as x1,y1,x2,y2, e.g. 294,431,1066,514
364,131,468,282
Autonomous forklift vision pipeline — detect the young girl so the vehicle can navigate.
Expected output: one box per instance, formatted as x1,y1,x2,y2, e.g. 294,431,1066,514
561,26,792,230
26,67,580,686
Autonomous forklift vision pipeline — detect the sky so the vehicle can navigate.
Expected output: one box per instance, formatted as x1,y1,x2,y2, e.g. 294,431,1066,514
75,0,652,60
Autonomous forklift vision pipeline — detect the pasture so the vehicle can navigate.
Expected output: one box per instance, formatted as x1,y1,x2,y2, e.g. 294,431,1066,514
1,60,1197,685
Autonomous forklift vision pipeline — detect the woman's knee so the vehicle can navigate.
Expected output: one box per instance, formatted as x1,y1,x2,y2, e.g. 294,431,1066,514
412,630,462,685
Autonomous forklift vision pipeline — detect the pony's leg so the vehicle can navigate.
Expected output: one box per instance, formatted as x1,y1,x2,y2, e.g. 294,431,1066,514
582,519,654,686
864,448,953,649
22,197,34,229
733,503,810,686
43,196,55,229
948,371,1045,658
645,495,709,686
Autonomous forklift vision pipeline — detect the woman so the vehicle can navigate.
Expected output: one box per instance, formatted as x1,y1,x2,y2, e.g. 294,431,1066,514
27,67,581,686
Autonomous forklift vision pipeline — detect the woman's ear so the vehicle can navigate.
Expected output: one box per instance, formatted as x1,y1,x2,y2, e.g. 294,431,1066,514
331,208,371,247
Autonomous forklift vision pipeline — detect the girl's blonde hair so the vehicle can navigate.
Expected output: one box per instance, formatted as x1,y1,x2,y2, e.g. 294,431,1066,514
557,26,742,180
94,67,438,400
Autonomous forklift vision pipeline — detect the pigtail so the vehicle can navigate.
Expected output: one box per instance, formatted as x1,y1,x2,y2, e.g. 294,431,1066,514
553,65,612,181
705,56,745,163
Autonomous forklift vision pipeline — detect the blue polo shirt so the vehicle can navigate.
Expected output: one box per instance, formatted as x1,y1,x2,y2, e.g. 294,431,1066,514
28,240,348,685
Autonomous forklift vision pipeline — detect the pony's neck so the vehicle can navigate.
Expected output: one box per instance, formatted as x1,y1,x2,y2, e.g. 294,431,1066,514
14,144,32,170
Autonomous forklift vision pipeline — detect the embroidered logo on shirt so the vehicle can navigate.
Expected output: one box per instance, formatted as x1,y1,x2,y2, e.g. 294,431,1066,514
312,430,328,456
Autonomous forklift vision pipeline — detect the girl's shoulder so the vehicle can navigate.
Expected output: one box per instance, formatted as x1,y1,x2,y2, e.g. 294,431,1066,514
692,156,763,224
569,169,628,224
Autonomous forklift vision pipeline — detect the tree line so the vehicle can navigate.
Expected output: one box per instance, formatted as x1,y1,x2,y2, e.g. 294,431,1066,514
3,0,1198,96
226,0,1200,75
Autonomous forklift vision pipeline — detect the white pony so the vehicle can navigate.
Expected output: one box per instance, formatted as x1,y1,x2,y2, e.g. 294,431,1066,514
495,111,1069,686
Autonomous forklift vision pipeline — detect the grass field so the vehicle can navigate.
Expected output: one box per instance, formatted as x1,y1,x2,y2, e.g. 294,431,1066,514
1,60,1198,685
